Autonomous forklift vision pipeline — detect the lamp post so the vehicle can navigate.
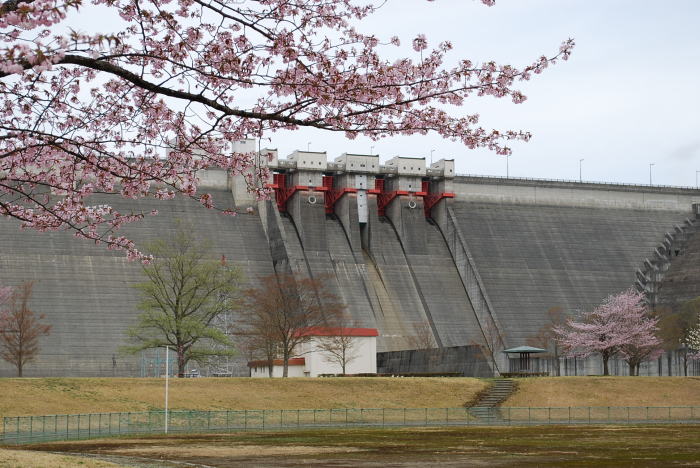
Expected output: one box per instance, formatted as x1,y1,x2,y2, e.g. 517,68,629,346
649,163,654,185
505,154,510,178
579,158,584,183
430,149,435,166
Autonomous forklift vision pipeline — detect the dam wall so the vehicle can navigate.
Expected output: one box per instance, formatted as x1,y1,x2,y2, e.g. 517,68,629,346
1,142,700,377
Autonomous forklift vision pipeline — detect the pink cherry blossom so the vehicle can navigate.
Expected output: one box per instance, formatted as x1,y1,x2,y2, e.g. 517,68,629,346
554,289,662,376
0,0,574,259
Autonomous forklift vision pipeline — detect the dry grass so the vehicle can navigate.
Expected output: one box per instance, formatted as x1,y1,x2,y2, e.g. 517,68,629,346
0,377,487,418
504,377,700,407
0,448,124,467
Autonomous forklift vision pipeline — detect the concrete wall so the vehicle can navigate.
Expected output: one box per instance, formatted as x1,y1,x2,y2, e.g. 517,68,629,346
3,169,699,377
377,345,491,377
454,176,700,211
0,189,274,377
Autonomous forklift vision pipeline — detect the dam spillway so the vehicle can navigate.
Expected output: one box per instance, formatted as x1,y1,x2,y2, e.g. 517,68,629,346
1,143,699,377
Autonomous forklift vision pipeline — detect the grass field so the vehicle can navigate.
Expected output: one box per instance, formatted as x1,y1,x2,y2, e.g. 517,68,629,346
12,425,700,467
0,377,488,417
504,376,700,407
1,377,700,421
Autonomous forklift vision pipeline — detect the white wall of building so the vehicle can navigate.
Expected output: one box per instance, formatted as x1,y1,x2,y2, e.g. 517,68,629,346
299,335,377,377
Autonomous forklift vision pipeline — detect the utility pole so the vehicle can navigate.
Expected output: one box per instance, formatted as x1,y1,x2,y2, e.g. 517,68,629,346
579,158,584,183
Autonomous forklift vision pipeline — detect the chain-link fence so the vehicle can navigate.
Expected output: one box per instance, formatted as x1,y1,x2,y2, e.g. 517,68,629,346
2,406,699,445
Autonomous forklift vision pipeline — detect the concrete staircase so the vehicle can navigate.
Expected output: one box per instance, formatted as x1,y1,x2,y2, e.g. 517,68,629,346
469,379,516,420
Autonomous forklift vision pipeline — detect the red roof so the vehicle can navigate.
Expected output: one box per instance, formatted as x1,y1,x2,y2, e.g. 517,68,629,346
296,327,379,337
247,358,305,368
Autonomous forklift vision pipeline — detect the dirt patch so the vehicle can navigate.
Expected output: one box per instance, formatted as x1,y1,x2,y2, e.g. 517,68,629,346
24,425,700,467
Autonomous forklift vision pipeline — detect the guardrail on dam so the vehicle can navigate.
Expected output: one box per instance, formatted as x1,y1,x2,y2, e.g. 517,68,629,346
1,140,699,377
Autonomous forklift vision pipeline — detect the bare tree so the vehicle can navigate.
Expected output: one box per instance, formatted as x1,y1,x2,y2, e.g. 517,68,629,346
0,282,51,377
472,316,504,377
527,306,567,376
239,274,345,377
406,321,437,350
315,314,361,375
654,298,700,376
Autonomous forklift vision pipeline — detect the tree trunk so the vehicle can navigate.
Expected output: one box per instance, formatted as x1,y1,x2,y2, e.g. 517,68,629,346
177,346,186,377
17,362,22,377
268,364,273,378
282,350,289,378
628,361,634,376
602,354,609,376
667,352,672,376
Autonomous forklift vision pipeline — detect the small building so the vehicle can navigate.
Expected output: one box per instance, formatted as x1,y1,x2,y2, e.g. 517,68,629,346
248,327,379,377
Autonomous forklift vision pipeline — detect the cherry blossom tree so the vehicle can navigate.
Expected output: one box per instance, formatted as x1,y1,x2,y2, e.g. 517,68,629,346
554,289,662,376
0,0,574,259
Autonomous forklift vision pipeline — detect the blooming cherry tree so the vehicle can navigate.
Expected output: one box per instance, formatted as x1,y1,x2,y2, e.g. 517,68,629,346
1,0,574,259
554,289,662,376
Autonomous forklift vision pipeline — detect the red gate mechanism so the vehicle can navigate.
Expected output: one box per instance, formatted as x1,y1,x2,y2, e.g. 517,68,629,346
419,180,454,218
268,173,310,213
371,178,408,217
322,176,357,214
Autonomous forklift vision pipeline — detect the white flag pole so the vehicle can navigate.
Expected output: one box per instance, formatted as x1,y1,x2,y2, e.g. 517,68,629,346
164,346,169,434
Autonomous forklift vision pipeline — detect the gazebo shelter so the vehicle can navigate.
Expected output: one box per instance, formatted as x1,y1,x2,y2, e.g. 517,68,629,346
503,346,547,374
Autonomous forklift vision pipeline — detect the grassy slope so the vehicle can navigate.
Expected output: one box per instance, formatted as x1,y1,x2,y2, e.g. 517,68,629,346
0,377,487,418
2,376,700,420
504,376,700,407
0,448,124,467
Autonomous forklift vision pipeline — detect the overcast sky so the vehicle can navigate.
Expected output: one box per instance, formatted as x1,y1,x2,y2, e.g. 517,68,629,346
267,1,700,188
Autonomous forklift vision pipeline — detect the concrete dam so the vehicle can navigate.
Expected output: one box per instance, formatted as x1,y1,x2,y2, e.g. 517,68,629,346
1,141,699,377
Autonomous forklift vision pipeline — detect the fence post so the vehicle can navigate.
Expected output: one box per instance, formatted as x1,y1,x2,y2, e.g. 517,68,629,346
668,407,671,421
262,410,265,430
345,408,348,426
508,407,511,426
627,407,630,424
446,408,449,425
607,407,610,424
568,407,571,424
528,407,531,425
382,408,385,427
280,410,283,428
297,410,300,428
403,408,406,426
646,407,649,423
424,408,428,426
588,407,591,424
548,407,551,425
244,410,247,431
